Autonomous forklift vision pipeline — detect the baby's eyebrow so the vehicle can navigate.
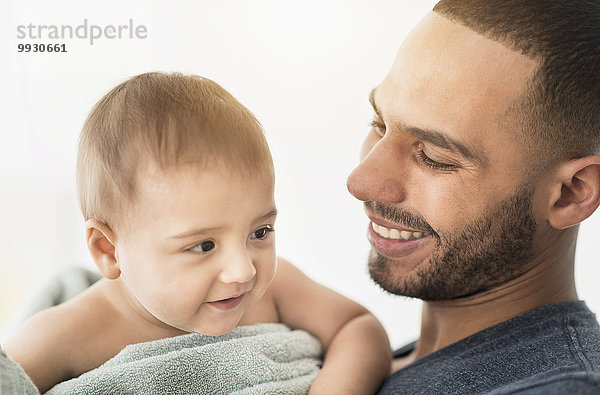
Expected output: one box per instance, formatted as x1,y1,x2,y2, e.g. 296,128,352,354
168,226,222,240
257,209,278,222
168,209,278,240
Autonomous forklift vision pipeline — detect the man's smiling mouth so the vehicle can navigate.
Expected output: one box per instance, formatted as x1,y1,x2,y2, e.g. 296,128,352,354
371,222,431,240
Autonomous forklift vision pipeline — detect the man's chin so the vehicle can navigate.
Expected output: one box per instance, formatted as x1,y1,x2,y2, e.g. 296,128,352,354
367,249,430,298
366,185,538,301
367,249,472,301
367,248,533,302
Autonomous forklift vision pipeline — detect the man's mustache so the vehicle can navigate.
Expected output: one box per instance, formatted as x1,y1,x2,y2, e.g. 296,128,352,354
365,201,437,236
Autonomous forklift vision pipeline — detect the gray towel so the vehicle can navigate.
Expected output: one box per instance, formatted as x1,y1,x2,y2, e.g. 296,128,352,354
1,267,99,395
0,347,40,395
46,323,322,395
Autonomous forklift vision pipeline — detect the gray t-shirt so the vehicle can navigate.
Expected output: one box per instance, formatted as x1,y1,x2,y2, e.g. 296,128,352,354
379,301,600,394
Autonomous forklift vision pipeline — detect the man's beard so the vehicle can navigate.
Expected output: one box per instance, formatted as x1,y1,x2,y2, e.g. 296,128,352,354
368,186,537,301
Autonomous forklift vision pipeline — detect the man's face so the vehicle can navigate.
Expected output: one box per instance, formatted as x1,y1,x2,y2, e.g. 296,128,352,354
347,13,540,300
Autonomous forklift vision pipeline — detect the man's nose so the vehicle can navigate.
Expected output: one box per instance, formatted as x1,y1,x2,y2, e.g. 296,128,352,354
347,139,407,203
218,249,257,284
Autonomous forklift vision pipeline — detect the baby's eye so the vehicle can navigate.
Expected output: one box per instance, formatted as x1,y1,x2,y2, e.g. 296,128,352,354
250,226,274,240
189,240,215,253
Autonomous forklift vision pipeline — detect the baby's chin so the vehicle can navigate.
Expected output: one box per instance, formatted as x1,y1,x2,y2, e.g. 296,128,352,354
181,317,242,337
192,325,237,337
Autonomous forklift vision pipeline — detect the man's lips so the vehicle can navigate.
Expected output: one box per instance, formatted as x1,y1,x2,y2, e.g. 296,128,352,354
207,294,245,311
363,205,432,234
371,221,431,240
367,221,433,259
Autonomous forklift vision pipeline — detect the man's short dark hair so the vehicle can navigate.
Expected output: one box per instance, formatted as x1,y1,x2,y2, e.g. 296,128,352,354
433,0,600,161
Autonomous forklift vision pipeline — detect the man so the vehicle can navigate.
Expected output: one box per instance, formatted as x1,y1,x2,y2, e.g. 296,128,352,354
347,0,600,393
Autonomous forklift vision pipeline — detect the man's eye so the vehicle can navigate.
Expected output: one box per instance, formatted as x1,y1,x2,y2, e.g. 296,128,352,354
369,119,386,137
189,240,215,253
418,150,456,171
251,226,274,240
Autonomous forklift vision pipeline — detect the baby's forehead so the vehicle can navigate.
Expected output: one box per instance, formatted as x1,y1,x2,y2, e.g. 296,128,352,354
131,159,275,202
121,159,276,232
139,159,273,184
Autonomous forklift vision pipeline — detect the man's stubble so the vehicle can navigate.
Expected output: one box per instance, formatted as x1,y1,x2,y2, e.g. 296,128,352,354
368,186,537,301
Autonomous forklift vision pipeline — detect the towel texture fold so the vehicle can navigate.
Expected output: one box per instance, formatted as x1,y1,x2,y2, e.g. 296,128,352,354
46,323,322,395
0,347,40,395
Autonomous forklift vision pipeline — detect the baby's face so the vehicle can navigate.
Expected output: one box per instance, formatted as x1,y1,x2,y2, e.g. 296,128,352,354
114,162,277,336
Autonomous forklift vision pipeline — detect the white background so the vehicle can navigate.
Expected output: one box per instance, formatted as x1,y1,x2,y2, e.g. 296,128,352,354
1,0,599,349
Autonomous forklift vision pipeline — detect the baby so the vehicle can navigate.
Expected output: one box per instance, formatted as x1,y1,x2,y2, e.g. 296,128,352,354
4,73,391,393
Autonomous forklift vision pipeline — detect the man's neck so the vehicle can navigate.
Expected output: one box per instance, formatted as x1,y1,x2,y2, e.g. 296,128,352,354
413,226,579,362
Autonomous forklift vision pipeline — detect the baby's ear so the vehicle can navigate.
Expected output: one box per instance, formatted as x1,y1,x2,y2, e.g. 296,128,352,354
85,219,120,280
546,155,600,229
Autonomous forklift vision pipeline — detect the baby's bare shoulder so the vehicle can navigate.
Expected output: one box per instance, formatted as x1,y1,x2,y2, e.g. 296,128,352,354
3,285,114,392
270,257,313,291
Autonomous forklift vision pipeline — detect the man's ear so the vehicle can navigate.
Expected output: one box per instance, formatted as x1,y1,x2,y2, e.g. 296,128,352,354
547,155,600,229
85,219,121,280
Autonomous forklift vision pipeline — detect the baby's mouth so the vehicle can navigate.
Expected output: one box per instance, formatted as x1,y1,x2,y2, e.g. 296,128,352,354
207,294,246,310
371,222,431,240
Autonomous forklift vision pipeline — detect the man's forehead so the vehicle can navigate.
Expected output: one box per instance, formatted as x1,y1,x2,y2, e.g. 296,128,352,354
374,12,538,154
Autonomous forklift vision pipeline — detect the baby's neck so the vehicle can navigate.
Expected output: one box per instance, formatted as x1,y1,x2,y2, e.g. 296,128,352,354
55,278,187,381
100,278,187,341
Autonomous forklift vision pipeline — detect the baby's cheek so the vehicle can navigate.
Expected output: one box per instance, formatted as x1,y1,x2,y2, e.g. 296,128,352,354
253,258,276,294
267,256,278,281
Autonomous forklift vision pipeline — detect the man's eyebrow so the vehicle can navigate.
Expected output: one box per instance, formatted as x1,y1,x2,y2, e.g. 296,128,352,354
369,88,383,118
402,126,484,163
368,87,485,164
168,209,278,240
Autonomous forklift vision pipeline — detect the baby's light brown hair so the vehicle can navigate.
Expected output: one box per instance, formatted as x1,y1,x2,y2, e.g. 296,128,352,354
77,72,273,229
